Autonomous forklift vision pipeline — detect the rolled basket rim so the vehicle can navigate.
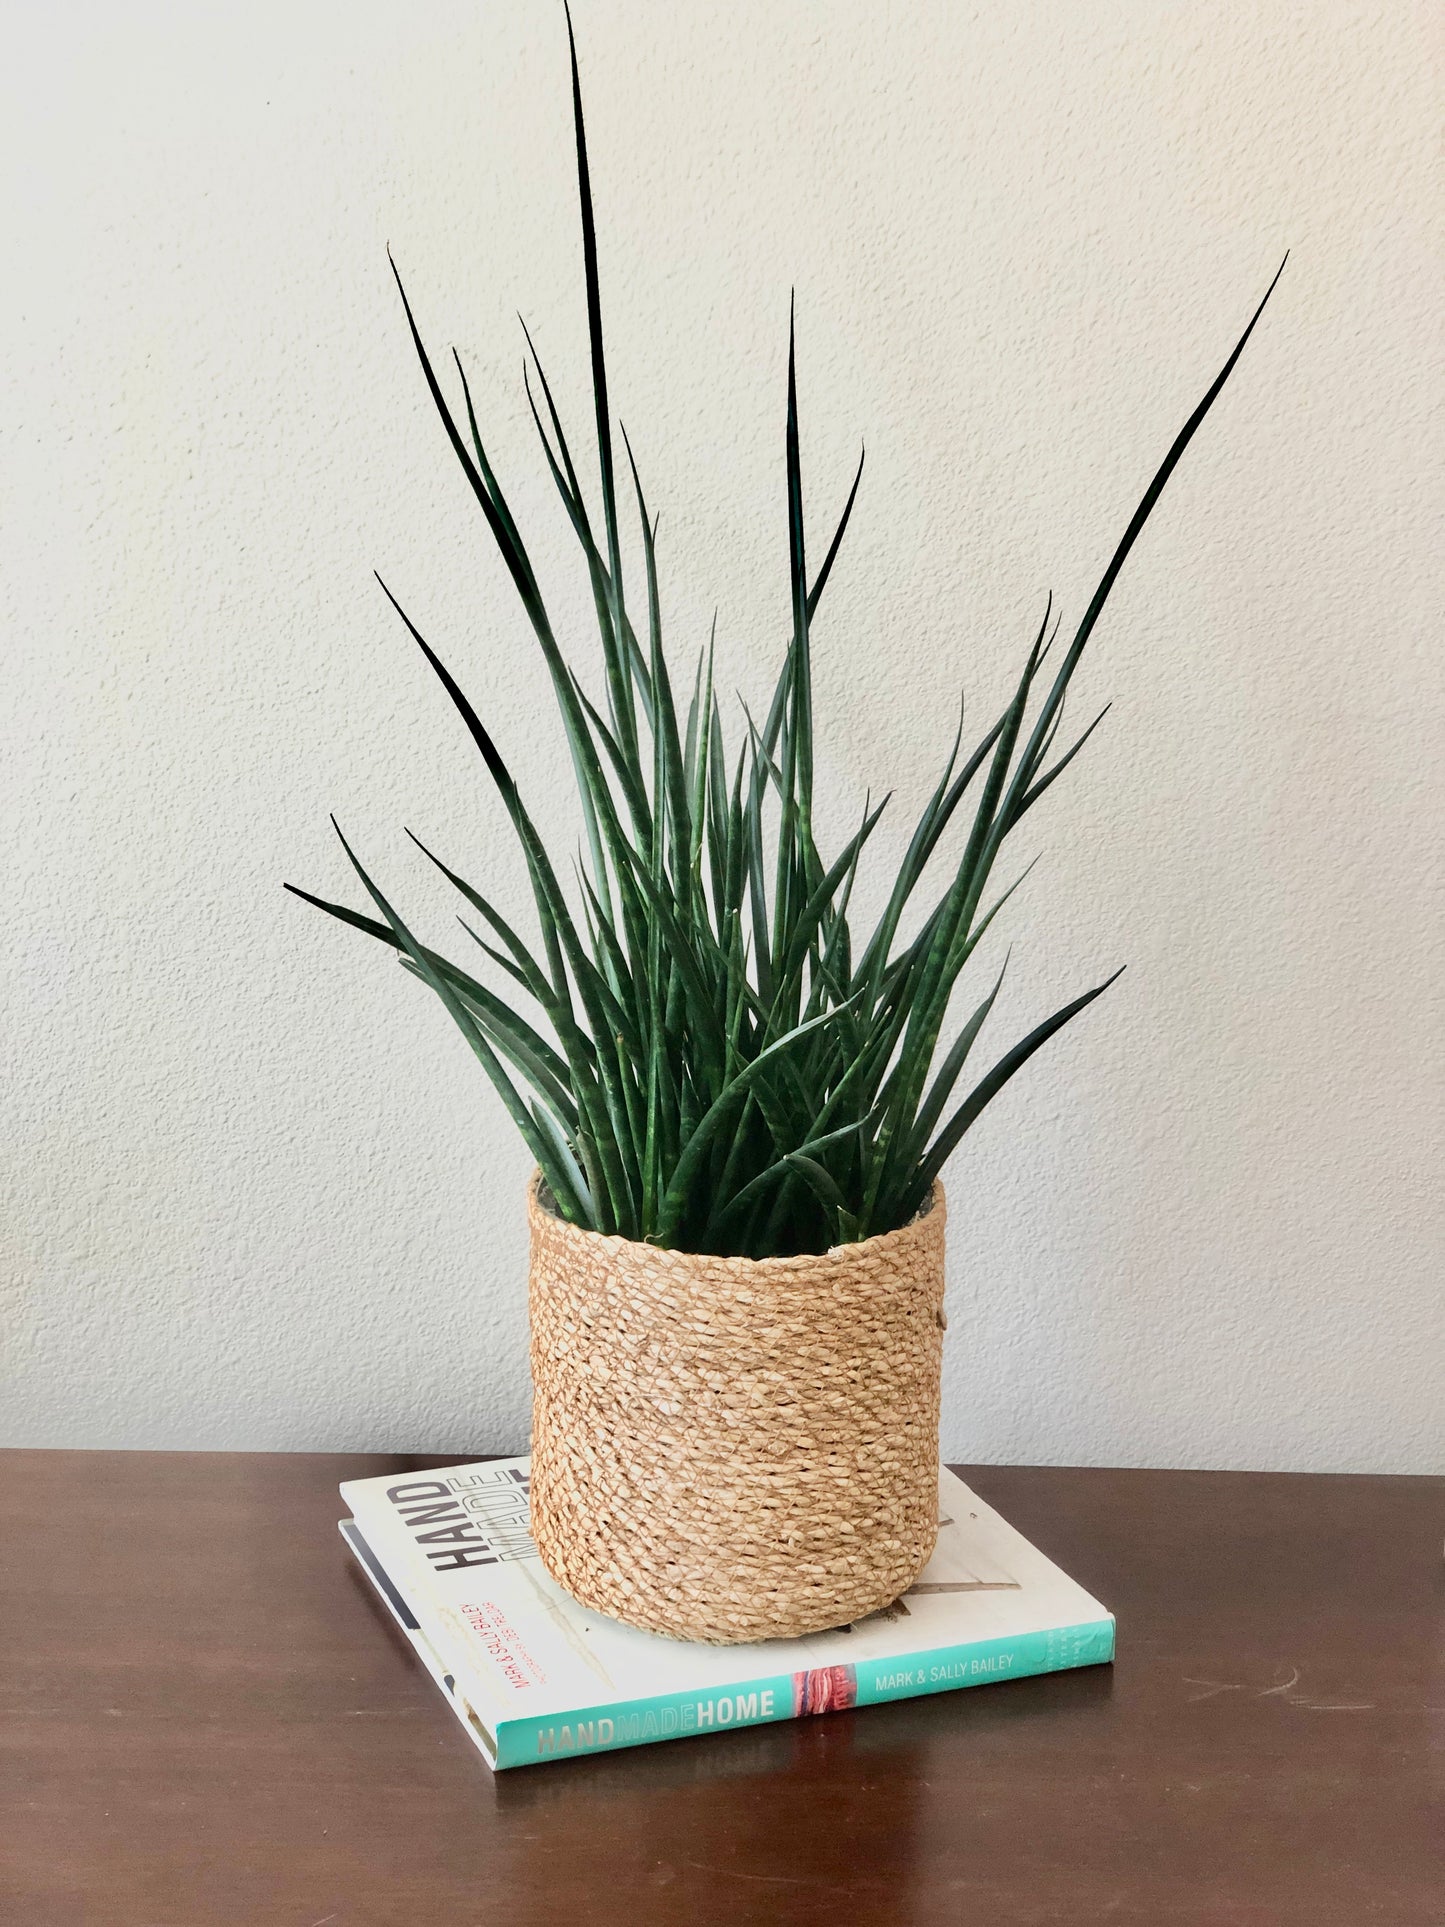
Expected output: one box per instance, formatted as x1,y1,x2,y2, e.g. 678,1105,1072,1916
526,1168,944,1273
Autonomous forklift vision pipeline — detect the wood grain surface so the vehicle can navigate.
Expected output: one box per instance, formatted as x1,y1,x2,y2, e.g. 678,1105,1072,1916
1,1451,1439,1926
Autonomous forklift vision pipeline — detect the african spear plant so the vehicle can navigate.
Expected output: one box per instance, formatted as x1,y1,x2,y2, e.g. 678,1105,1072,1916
289,17,1281,1259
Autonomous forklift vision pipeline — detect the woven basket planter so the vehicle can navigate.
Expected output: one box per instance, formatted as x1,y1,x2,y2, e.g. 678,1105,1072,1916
527,1171,947,1644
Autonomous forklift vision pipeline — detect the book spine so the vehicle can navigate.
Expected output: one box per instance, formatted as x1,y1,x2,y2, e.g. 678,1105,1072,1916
494,1674,797,1770
490,1619,1112,1768
854,1617,1115,1706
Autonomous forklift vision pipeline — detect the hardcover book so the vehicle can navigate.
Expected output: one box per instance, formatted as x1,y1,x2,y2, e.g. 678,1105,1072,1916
339,1458,1113,1771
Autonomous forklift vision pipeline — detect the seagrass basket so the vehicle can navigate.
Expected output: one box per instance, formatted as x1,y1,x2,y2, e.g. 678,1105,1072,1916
527,1171,947,1643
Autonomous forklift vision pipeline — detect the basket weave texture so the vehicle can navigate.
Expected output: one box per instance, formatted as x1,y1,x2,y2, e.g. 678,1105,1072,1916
527,1172,947,1643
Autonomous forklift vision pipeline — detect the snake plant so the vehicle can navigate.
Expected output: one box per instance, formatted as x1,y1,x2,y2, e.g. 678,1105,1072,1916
289,13,1281,1257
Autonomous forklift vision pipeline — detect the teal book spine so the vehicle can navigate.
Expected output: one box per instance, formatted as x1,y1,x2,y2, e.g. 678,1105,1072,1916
495,1675,797,1770
492,1618,1114,1768
855,1618,1115,1705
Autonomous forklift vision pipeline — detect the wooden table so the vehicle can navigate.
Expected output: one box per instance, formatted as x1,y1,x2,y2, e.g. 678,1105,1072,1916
2,1453,1439,1925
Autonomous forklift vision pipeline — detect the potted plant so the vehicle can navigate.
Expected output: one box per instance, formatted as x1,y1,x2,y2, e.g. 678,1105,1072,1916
289,16,1280,1643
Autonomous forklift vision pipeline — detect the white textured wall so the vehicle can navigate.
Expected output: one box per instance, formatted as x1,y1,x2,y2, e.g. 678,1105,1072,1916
3,0,1440,1468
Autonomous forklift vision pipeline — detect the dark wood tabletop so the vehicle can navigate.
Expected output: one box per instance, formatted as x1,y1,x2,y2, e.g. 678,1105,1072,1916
1,1451,1439,1926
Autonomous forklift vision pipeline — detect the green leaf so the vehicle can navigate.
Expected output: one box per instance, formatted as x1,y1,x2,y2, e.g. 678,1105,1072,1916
293,14,1281,1253
907,965,1127,1214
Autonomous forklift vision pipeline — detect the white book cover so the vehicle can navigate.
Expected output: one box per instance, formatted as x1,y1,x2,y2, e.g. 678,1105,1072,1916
340,1457,1113,1771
